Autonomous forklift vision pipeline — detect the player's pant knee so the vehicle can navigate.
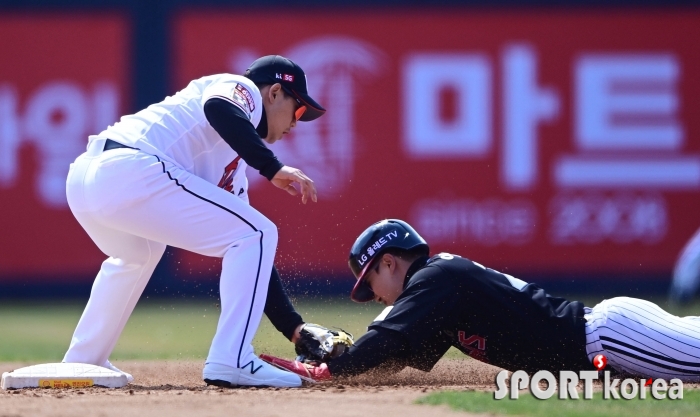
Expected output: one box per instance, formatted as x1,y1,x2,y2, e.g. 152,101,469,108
125,241,166,269
219,215,277,257
144,241,167,267
241,214,278,248
257,218,278,248
102,241,166,276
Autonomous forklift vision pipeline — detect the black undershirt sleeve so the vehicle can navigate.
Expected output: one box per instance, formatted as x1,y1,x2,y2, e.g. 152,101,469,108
370,265,461,357
327,327,411,377
204,97,284,180
264,266,304,341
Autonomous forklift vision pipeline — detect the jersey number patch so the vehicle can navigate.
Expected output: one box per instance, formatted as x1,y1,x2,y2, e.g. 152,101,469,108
458,331,488,362
218,156,242,192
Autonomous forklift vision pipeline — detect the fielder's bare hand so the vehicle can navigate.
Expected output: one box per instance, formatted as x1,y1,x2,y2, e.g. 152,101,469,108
271,165,317,204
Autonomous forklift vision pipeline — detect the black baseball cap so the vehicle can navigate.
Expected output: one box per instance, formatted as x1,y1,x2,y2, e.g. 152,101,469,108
244,55,326,122
348,219,429,303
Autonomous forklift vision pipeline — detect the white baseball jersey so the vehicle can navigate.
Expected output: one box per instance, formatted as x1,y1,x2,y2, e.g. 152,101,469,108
92,73,263,201
63,74,280,372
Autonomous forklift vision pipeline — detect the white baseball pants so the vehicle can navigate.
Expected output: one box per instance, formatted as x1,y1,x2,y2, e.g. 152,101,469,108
585,297,700,381
63,138,277,369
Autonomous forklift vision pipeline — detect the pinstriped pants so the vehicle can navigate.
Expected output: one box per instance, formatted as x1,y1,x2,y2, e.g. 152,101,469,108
585,297,700,381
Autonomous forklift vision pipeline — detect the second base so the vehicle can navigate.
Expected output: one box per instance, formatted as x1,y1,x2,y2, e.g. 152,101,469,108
1,363,128,390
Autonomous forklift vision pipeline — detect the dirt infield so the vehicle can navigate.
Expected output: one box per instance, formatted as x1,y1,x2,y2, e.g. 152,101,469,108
0,359,499,417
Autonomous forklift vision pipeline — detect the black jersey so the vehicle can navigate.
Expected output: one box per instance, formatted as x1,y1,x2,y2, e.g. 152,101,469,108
368,254,592,374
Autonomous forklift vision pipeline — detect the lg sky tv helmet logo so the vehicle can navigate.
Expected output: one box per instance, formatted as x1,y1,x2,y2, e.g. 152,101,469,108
494,355,684,400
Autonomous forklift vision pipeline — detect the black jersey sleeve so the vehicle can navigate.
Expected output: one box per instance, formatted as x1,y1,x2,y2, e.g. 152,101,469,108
203,97,284,180
263,265,304,341
369,264,460,364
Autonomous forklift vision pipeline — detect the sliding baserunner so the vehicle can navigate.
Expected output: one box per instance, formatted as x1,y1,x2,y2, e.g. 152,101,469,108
263,219,700,383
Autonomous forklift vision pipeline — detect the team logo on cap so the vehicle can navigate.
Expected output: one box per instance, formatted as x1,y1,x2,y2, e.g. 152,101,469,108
275,73,294,82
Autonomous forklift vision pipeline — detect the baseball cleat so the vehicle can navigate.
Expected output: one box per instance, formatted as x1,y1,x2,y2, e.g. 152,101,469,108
102,360,134,383
262,361,318,384
259,354,327,383
202,359,302,388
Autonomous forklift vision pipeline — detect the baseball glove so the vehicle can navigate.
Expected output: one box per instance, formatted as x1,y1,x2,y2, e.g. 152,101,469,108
294,323,354,363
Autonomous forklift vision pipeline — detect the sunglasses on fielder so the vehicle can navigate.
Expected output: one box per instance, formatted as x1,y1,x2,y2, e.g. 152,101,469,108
292,97,307,122
281,86,307,122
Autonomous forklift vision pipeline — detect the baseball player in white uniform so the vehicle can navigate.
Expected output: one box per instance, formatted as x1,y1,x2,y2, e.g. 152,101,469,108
62,55,326,388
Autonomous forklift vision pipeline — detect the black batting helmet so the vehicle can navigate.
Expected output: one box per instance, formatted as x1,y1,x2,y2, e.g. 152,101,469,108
348,219,429,302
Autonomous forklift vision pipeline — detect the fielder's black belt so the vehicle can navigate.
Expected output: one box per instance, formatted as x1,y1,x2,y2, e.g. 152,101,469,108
103,139,138,152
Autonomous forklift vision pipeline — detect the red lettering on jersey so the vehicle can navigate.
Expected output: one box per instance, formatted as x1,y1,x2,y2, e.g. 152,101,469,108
458,331,488,363
218,156,242,192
